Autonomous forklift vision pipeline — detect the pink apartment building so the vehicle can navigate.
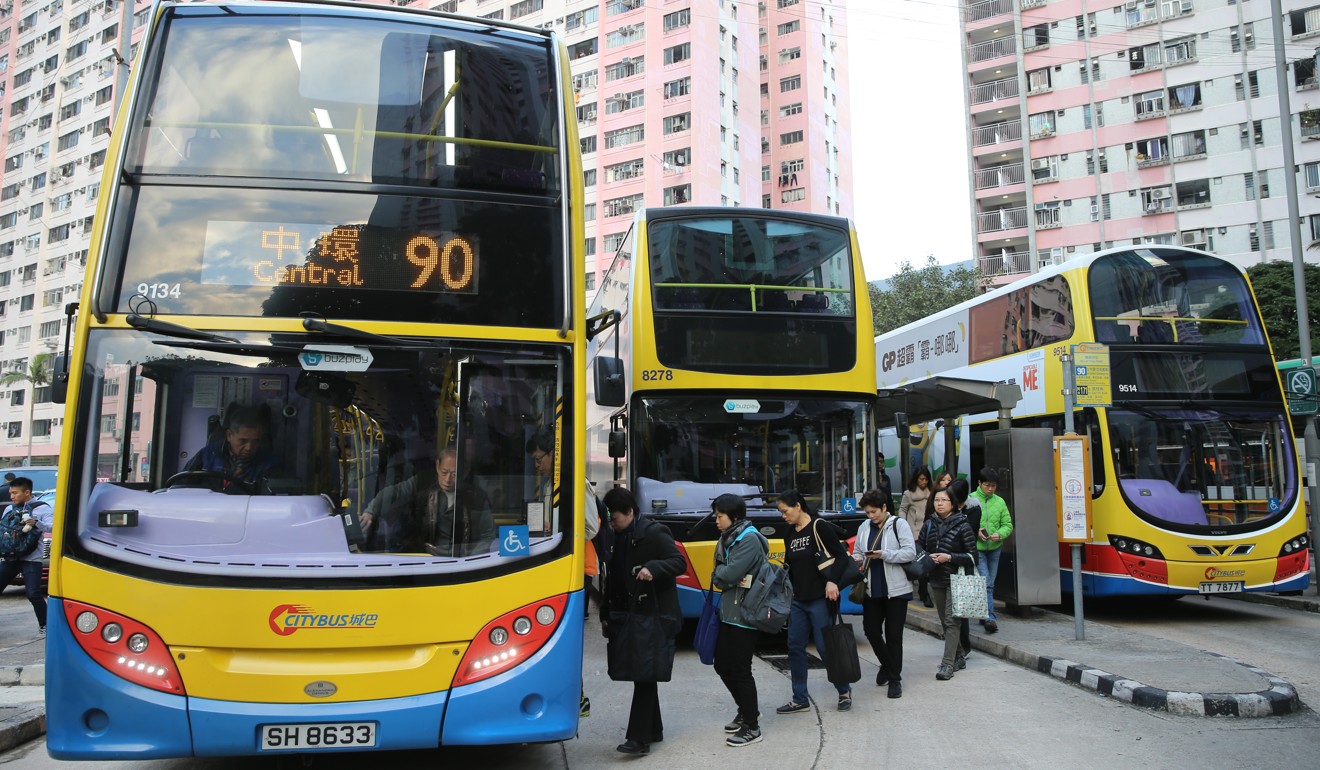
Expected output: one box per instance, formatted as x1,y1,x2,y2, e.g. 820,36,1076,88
964,0,1320,285
446,0,854,292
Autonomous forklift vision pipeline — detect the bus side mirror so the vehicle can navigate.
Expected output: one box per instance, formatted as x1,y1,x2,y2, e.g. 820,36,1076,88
51,355,68,404
608,429,627,458
594,357,625,407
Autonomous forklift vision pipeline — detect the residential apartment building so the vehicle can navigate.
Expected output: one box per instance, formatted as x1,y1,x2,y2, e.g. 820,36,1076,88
964,0,1320,284
0,0,853,465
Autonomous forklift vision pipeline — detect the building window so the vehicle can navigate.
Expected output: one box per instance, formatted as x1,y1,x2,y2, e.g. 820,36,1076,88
604,124,645,149
509,0,544,19
663,9,690,31
662,113,690,135
663,42,690,64
780,130,804,145
603,193,645,218
780,103,802,118
663,77,690,99
781,188,805,203
604,158,645,182
605,56,644,81
777,20,800,35
779,75,801,93
664,184,690,205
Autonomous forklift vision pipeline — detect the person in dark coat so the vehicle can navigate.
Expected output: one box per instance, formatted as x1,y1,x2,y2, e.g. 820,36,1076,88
919,485,978,681
602,486,685,756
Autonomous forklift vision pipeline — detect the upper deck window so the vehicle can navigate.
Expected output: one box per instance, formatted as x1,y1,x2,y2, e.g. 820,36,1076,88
648,215,853,316
128,7,560,196
1089,249,1265,345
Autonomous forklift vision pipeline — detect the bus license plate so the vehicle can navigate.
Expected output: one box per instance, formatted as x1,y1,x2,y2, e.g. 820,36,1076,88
1198,581,1244,594
260,722,376,751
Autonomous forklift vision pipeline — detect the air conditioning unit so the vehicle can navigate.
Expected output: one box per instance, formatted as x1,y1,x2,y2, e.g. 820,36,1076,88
1030,158,1051,171
1181,229,1205,245
622,57,632,65
1124,0,1138,8
1152,188,1171,199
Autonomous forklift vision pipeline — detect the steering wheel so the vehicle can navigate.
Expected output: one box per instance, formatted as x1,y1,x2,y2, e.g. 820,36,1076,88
163,470,257,495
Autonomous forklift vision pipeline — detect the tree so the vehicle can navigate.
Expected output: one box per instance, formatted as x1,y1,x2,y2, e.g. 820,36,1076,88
1245,261,1320,362
869,255,982,335
0,352,54,465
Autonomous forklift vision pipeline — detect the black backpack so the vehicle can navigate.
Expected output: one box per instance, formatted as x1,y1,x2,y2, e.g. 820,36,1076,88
0,502,44,560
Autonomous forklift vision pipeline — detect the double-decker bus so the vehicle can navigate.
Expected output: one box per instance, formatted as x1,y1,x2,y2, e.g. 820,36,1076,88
875,245,1311,597
587,208,874,617
46,1,587,758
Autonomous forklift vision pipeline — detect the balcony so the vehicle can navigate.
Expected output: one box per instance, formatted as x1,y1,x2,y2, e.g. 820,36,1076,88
972,121,1022,147
977,206,1028,233
971,76,1019,106
968,36,1016,64
978,250,1031,278
974,163,1025,190
965,0,1013,23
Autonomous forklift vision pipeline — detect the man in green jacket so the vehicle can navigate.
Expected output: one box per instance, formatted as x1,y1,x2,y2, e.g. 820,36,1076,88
971,468,1013,633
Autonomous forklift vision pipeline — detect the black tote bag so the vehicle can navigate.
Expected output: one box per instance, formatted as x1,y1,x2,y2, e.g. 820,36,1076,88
821,613,862,685
606,590,677,683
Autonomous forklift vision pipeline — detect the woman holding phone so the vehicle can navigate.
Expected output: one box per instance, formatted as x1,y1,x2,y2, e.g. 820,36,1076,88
850,490,915,698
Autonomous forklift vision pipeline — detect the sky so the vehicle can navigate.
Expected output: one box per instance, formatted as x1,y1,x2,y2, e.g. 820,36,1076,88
844,0,973,282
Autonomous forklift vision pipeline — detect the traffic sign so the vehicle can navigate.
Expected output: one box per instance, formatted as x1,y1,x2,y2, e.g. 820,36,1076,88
1286,367,1318,416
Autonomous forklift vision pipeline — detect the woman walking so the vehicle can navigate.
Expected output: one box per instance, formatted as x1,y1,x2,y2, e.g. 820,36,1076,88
776,489,858,714
919,486,977,681
851,489,915,698
710,494,769,747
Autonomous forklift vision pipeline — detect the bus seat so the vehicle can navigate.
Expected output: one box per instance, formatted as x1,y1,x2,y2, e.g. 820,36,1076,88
759,292,792,311
1119,478,1208,526
799,294,830,313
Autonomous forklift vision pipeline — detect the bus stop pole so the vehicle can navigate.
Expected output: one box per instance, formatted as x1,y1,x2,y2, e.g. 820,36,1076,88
1061,353,1084,640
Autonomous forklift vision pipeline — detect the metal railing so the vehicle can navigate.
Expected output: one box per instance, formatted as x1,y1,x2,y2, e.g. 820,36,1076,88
972,121,1022,147
977,206,1028,232
971,76,1019,105
978,250,1031,277
969,36,1016,63
965,0,1013,23
974,163,1025,190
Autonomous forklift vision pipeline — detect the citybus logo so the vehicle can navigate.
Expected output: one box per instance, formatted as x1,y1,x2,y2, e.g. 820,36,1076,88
268,604,380,636
1204,567,1246,580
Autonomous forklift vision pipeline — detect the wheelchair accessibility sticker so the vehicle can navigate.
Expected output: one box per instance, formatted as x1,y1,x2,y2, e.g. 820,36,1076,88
841,497,857,513
500,525,530,556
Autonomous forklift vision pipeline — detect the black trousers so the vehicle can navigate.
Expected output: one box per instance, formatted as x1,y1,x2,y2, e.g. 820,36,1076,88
861,594,908,680
713,622,760,727
626,682,663,743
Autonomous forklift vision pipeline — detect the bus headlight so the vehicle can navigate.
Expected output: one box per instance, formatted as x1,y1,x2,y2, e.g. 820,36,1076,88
102,623,123,643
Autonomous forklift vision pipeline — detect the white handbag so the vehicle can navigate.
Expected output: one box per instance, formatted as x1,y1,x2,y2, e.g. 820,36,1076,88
949,564,989,619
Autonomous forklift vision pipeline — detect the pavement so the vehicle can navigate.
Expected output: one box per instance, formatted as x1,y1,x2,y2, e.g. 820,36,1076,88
0,576,1313,759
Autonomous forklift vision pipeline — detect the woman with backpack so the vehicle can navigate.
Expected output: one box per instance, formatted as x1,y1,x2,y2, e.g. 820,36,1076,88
710,493,769,748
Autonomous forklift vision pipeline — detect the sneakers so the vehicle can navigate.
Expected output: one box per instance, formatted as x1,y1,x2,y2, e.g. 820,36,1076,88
726,725,762,747
887,681,903,699
837,691,852,712
955,654,967,671
775,701,810,714
984,620,999,634
936,664,955,681
723,715,744,734
579,694,591,718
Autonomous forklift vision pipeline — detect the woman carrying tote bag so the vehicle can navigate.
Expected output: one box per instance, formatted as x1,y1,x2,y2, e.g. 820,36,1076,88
919,486,977,682
710,494,770,748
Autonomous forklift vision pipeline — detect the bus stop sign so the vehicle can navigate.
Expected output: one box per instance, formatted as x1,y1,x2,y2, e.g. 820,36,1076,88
1287,368,1318,416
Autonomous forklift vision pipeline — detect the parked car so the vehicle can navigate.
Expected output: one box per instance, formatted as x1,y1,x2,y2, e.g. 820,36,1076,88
0,465,58,498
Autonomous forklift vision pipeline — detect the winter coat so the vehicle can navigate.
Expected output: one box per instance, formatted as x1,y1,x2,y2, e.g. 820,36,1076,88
711,519,769,630
603,515,686,636
970,488,1013,552
851,515,915,599
918,510,977,589
899,486,930,538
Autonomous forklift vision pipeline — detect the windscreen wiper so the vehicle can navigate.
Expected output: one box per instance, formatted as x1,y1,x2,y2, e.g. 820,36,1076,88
126,294,238,344
300,312,431,348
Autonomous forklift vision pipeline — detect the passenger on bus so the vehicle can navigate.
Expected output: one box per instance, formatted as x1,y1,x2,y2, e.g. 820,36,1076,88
358,447,495,557
185,404,280,490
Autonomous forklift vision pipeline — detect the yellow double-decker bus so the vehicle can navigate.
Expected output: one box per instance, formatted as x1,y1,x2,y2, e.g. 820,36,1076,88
876,245,1310,598
46,1,587,758
587,208,875,617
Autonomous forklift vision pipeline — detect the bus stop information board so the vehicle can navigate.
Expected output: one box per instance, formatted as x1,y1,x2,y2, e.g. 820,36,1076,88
1072,343,1111,408
1054,435,1092,543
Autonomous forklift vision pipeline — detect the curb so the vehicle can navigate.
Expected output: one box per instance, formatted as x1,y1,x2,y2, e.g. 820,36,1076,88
904,610,1303,717
1223,592,1320,614
0,664,43,687
0,706,44,755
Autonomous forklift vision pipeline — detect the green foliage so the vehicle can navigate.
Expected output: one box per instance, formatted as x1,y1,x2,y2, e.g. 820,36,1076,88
1246,261,1320,361
869,255,982,336
0,352,53,389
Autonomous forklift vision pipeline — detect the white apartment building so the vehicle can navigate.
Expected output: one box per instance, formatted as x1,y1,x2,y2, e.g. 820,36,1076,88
964,0,1320,284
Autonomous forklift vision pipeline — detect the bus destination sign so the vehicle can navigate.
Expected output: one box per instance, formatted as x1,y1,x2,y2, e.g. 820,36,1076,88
201,221,479,294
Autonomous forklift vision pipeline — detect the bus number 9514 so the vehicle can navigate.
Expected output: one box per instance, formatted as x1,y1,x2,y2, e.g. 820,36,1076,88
640,369,673,381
